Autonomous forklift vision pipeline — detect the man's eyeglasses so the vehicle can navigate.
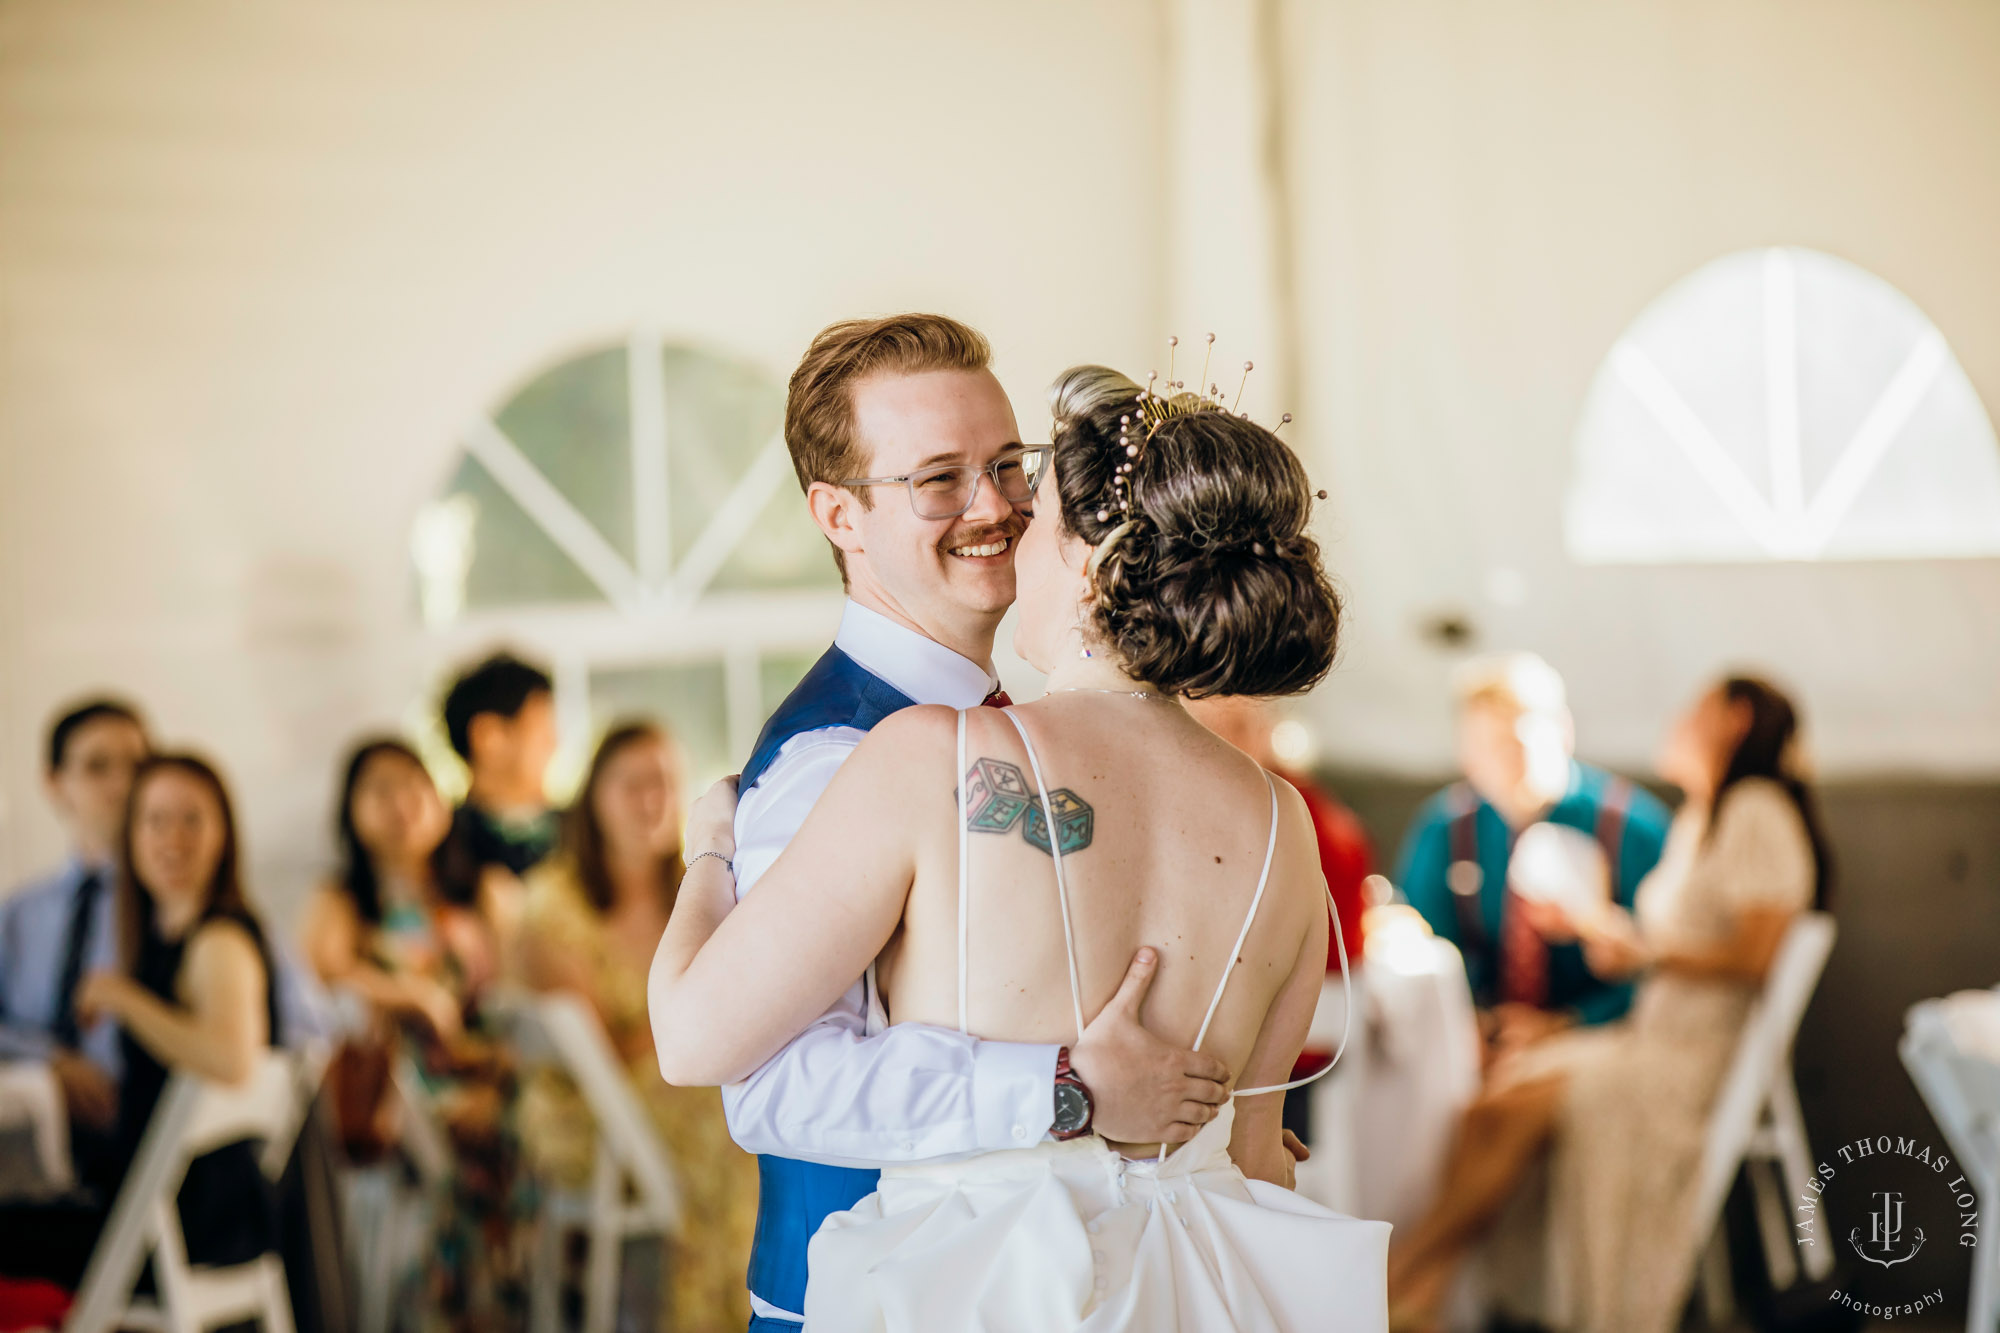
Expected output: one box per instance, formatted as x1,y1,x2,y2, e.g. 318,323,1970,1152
843,447,1052,521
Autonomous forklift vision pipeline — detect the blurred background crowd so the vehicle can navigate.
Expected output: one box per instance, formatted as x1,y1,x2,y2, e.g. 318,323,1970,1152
2,2,1998,1331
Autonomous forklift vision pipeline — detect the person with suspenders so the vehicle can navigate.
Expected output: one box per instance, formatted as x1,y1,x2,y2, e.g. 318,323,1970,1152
1393,654,1670,1056
701,316,1234,1330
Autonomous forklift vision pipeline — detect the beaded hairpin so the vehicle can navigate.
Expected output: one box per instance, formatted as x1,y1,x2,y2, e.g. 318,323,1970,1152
1093,334,1300,529
1078,337,1321,659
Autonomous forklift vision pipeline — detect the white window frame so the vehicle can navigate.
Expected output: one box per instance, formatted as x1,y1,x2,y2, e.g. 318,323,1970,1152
417,329,844,779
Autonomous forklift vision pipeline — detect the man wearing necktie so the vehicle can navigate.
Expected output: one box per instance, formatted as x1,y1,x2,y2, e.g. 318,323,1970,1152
0,700,150,1159
1394,655,1671,1062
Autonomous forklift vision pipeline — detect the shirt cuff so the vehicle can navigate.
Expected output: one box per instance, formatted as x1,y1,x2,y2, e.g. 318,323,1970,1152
972,1039,1059,1150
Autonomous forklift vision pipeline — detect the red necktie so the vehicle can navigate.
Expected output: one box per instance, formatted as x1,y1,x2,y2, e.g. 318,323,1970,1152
982,688,1013,709
1499,888,1550,1007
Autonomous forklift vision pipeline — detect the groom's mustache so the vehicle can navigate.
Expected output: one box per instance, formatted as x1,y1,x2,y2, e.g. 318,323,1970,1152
938,515,1026,555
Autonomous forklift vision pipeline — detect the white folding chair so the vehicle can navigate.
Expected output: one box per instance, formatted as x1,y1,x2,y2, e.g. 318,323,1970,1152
1689,911,1838,1323
487,990,682,1333
64,1046,325,1333
1900,994,2000,1333
345,1054,452,1333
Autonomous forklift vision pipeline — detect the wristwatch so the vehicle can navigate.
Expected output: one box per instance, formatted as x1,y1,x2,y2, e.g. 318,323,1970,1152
1050,1046,1095,1141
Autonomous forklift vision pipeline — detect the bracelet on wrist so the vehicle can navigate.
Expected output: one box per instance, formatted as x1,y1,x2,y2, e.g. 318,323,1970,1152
684,849,734,875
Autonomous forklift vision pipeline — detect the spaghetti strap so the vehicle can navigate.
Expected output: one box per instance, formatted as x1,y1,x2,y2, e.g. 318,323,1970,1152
1190,771,1282,1053
955,708,970,1035
973,706,1351,1100
998,708,1089,1043
1234,822,1355,1099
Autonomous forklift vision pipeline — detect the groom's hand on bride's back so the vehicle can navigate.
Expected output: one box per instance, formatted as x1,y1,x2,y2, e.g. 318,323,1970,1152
1069,946,1232,1144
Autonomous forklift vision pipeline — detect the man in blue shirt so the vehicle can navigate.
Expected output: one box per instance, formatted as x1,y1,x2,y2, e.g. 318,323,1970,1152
0,699,151,1144
1395,655,1669,1057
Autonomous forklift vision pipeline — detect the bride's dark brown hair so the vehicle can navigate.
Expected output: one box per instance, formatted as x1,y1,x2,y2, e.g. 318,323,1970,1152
1047,365,1342,699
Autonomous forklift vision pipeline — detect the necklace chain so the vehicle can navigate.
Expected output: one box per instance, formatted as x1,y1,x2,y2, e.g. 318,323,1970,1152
1043,686,1170,701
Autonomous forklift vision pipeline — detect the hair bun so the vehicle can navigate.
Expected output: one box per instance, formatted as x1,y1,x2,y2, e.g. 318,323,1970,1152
1046,366,1341,700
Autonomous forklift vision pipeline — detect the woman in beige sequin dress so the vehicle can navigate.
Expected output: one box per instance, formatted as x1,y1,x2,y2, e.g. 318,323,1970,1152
1387,676,1831,1333
516,722,758,1333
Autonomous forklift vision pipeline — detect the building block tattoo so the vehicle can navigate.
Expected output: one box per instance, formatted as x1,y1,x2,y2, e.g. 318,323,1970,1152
1023,788,1094,856
964,756,1034,833
961,757,1095,856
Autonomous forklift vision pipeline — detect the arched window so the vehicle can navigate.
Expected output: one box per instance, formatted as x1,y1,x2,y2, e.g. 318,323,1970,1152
1566,247,2000,563
412,332,841,784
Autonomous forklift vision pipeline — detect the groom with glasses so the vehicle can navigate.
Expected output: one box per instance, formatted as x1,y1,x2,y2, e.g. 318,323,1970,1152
843,446,1051,520
715,314,1231,1330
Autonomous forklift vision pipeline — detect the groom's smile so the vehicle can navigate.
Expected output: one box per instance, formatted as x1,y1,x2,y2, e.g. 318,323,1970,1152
943,526,1019,564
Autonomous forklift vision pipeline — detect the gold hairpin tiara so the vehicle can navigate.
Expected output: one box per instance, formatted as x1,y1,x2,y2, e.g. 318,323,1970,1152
1096,334,1298,525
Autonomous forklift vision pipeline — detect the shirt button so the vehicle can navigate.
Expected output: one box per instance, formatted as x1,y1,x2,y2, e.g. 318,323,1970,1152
901,1140,915,1153
1012,1125,1028,1140
1087,1220,1101,1235
1093,1249,1106,1263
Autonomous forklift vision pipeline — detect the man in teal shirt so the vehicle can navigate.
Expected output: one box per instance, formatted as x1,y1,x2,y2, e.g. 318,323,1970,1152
1395,655,1669,1050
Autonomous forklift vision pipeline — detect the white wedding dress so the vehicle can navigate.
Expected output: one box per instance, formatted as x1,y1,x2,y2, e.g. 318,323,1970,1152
804,709,1390,1332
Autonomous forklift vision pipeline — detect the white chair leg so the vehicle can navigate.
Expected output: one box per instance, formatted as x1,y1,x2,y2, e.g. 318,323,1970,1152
1699,1227,1736,1328
343,1167,393,1333
1747,1155,1800,1291
149,1199,197,1333
260,1253,300,1333
1767,1077,1830,1282
1970,1191,2000,1333
530,1207,563,1333
583,1150,624,1333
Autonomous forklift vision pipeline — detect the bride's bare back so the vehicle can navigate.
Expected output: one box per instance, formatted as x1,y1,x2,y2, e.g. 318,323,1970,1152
875,693,1330,1156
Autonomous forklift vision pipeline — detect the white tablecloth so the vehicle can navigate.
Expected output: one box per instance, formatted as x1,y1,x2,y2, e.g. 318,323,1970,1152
1292,910,1482,1230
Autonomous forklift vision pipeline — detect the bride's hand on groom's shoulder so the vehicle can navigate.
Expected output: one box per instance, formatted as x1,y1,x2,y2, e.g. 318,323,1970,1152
686,776,741,861
1070,947,1234,1145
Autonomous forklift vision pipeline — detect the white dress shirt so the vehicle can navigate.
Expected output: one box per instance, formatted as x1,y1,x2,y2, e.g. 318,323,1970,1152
721,601,1059,1168
0,858,121,1076
0,856,331,1073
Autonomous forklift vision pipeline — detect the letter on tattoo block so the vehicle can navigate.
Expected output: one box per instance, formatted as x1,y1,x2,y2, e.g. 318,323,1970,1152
964,757,1033,833
1023,789,1095,855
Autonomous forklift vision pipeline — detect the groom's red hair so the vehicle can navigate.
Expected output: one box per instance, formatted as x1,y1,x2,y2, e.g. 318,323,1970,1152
785,313,991,578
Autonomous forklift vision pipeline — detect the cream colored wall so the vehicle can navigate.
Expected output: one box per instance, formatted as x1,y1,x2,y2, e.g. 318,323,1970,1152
0,0,1169,901
3,0,1998,918
1280,0,2000,778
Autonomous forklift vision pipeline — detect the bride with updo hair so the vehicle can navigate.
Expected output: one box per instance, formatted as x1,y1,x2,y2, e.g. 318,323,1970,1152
1045,364,1343,702
650,364,1386,1331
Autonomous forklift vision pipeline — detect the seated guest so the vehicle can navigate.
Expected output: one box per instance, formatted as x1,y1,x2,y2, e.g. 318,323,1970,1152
1395,653,1669,1058
1386,675,1830,1333
436,654,561,952
301,738,482,1161
0,699,150,1169
301,737,524,1329
302,739,481,1046
0,754,281,1287
517,722,757,1333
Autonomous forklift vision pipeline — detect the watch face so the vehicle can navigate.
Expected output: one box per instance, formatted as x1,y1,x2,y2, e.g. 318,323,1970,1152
1053,1079,1091,1135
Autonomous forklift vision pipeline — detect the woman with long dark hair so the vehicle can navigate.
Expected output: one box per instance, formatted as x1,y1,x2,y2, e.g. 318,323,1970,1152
301,736,533,1331
516,721,757,1333
0,753,281,1287
300,738,468,1045
1387,674,1830,1333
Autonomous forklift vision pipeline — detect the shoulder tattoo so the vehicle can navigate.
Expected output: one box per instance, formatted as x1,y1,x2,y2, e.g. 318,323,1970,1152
960,756,1095,856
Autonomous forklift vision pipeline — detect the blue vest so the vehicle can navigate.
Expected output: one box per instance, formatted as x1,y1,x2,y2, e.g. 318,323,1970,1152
738,645,916,1316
